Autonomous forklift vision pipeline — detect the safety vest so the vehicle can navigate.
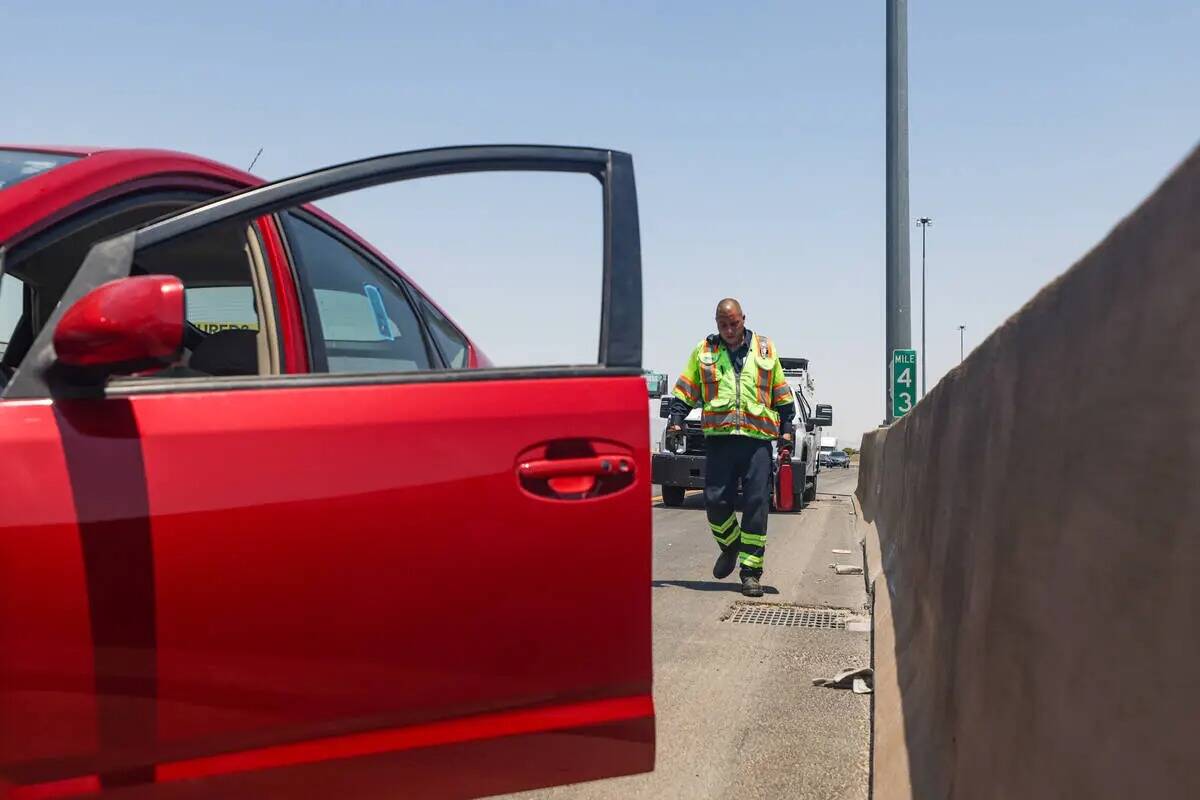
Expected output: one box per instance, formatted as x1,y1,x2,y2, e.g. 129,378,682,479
673,332,795,440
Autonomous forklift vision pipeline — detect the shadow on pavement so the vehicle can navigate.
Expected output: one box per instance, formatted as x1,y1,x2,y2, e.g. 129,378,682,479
653,496,708,510
651,579,780,595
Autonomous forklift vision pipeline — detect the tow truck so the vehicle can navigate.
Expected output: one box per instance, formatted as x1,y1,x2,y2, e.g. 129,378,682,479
651,356,833,509
645,370,669,451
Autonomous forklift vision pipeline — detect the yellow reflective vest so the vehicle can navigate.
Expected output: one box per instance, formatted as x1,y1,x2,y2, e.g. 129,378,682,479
672,333,794,440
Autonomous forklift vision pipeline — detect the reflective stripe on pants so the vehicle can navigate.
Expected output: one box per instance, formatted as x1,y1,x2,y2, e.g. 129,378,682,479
703,434,772,577
708,511,740,547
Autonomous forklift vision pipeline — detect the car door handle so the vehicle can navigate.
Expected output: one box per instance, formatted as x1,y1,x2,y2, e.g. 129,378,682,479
517,455,635,499
519,456,634,479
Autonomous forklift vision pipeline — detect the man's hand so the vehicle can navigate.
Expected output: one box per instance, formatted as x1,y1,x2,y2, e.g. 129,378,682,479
781,432,793,443
668,424,683,433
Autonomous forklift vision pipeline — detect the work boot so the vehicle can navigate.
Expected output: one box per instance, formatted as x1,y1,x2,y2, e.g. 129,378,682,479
713,548,738,579
741,574,764,598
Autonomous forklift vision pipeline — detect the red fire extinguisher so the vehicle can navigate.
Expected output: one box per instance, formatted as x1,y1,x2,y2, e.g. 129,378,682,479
774,440,794,511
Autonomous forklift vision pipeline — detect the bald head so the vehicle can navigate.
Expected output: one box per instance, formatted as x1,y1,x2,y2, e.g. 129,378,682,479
715,298,746,347
716,298,743,317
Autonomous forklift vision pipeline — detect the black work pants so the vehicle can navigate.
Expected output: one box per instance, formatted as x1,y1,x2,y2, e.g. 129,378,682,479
704,434,772,577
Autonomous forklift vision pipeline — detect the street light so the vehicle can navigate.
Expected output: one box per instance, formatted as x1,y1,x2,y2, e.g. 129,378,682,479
884,0,912,424
958,325,966,363
916,216,933,396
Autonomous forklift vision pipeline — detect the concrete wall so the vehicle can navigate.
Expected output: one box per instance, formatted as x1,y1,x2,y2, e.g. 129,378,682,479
857,143,1200,799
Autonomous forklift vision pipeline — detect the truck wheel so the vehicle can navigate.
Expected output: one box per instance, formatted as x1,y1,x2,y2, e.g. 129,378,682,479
662,486,686,507
803,478,817,503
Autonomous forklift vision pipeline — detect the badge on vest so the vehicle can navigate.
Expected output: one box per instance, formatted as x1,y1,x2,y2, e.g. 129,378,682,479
699,350,718,365
758,338,770,358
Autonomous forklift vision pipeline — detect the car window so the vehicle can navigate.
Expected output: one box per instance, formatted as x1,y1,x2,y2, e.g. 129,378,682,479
185,286,260,334
134,218,282,377
280,212,432,374
0,190,262,381
416,294,469,369
0,149,78,192
0,274,24,360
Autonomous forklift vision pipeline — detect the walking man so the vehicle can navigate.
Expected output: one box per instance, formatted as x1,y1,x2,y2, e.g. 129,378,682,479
667,299,796,597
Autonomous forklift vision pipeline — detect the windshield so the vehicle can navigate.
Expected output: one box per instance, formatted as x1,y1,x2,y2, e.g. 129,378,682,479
0,149,79,192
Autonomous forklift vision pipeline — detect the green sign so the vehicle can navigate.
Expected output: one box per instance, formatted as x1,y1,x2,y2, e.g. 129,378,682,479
891,349,917,418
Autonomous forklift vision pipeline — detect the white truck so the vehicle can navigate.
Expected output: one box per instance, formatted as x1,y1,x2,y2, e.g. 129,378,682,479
651,356,833,509
644,370,669,451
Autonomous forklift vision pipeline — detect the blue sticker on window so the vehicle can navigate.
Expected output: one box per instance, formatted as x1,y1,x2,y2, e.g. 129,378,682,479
363,284,395,341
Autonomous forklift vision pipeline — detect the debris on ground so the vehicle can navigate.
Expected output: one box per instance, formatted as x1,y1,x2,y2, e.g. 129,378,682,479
831,548,852,555
813,667,873,694
830,563,863,575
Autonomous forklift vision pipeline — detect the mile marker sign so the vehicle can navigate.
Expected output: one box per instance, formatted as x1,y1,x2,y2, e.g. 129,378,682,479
891,349,917,418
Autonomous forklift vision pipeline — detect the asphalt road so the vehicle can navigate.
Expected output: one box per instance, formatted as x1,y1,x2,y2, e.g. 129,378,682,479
505,466,869,800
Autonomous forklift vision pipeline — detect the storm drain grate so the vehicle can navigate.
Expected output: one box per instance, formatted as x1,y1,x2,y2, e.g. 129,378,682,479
725,604,850,630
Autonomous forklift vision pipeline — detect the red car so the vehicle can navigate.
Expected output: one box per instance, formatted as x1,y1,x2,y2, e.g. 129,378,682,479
0,145,653,798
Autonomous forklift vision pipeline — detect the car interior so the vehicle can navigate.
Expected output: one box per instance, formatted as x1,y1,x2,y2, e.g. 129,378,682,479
0,197,281,391
134,220,281,379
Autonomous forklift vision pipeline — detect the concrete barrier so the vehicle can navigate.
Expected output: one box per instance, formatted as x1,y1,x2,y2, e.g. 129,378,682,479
857,143,1200,799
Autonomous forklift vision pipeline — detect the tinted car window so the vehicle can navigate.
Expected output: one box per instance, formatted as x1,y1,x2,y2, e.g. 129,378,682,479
416,294,469,369
0,149,78,192
0,275,24,359
281,213,432,374
186,286,259,334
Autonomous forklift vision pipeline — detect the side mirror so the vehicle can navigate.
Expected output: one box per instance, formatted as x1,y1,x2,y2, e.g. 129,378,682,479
54,275,185,382
659,395,672,419
812,404,833,427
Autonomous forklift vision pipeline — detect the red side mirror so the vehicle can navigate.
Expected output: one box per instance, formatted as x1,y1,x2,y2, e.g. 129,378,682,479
54,275,185,375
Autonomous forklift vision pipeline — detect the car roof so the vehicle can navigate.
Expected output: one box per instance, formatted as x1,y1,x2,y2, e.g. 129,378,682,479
0,145,261,246
0,144,482,360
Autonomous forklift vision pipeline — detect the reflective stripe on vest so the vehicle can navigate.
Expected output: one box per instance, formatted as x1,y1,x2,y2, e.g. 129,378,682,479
740,411,779,439
701,410,779,439
756,354,772,406
674,373,700,404
699,340,720,402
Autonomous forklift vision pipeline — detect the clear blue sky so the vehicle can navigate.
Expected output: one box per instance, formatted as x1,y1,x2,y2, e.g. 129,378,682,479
4,0,1198,444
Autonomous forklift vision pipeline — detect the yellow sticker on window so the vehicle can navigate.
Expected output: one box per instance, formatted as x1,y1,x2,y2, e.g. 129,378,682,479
194,322,260,334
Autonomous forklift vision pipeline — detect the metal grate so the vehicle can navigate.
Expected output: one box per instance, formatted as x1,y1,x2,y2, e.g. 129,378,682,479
725,604,850,630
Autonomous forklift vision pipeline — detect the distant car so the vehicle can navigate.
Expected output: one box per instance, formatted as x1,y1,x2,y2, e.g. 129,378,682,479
0,144,653,798
827,450,852,468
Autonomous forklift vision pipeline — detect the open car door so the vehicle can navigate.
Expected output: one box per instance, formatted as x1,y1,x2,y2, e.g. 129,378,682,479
1,147,652,798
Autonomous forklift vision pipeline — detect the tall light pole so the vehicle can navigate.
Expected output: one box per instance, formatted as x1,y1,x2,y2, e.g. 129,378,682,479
885,0,912,423
958,325,966,363
916,217,933,396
